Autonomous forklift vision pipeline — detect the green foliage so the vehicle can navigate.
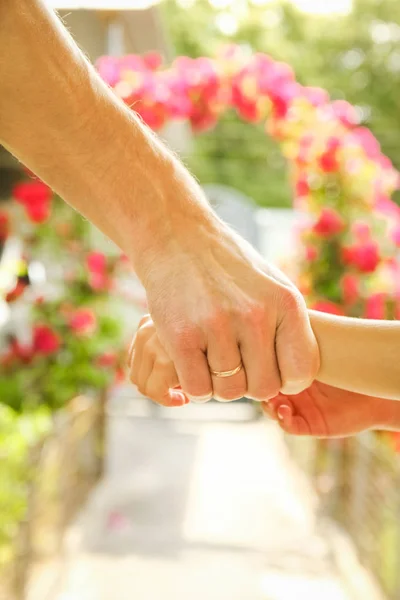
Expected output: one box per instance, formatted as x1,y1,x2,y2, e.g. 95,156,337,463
0,406,51,567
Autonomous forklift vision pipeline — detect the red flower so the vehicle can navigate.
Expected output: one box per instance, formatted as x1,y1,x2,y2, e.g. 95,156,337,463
0,212,9,241
10,339,33,363
343,241,380,273
313,207,344,237
96,351,117,368
319,137,341,173
364,293,386,320
87,252,107,274
69,308,97,335
13,181,52,224
311,301,345,316
305,246,318,262
295,177,310,197
114,366,126,384
13,181,52,206
33,325,61,355
341,274,359,305
5,280,27,303
26,202,51,223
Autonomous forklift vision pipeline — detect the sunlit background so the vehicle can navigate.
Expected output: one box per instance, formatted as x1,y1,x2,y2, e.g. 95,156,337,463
3,1,400,600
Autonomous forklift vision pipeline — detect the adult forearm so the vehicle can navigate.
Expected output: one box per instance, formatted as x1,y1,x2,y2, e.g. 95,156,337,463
310,310,400,400
0,0,212,276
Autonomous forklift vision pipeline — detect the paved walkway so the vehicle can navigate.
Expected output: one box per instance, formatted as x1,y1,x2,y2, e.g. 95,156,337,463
55,394,352,600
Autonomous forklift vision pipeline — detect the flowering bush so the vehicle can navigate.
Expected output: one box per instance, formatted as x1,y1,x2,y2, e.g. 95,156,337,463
0,177,128,413
97,45,400,318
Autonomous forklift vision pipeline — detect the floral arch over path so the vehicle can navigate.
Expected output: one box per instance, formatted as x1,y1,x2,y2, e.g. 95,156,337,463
96,45,400,319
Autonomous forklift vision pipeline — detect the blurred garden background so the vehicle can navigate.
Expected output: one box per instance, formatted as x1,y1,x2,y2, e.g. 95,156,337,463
1,0,400,598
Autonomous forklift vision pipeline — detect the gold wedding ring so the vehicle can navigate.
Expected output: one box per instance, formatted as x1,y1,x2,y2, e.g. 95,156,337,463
210,362,243,378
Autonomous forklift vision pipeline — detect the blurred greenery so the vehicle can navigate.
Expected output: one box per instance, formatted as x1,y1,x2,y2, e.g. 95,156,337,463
0,406,51,568
162,0,400,207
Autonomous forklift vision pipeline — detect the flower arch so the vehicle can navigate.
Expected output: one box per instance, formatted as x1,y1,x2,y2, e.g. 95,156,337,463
95,45,400,319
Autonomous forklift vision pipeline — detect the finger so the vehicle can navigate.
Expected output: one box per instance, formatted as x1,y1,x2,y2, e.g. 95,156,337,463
130,339,154,396
170,333,213,401
240,319,281,401
207,323,246,402
128,314,152,368
145,361,188,407
276,290,319,394
269,397,310,436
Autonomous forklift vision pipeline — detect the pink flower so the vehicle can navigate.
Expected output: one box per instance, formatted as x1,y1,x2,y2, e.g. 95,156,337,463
352,221,371,243
341,274,359,305
331,100,359,128
89,272,111,291
311,301,345,316
364,293,386,320
313,207,344,237
143,51,163,71
87,252,107,274
302,86,329,107
352,127,381,159
69,308,97,335
33,325,61,355
392,226,400,247
96,56,121,86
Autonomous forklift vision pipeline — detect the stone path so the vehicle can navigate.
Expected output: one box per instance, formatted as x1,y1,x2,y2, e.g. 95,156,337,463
54,393,352,600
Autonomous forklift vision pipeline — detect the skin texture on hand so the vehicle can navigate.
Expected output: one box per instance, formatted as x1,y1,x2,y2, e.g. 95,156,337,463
1,1,319,402
263,382,400,438
137,218,319,402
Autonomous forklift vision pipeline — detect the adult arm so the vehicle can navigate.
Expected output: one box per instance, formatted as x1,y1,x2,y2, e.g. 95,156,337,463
0,0,319,401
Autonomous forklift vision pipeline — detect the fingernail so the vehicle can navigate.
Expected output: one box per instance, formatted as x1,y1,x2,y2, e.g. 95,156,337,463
187,394,212,404
170,391,187,405
277,405,292,422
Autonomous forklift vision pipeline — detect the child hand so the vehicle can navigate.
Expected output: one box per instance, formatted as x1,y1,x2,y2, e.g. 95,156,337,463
262,381,397,438
128,314,189,407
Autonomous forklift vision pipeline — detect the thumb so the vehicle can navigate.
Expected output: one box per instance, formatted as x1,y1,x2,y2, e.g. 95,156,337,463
276,293,319,395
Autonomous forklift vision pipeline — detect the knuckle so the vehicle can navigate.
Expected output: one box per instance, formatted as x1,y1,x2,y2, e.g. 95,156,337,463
172,325,201,353
154,356,173,370
241,301,267,328
204,308,228,331
279,285,304,313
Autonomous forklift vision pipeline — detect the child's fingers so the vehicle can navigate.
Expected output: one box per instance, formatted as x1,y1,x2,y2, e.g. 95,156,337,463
128,314,152,367
145,361,188,407
262,396,310,436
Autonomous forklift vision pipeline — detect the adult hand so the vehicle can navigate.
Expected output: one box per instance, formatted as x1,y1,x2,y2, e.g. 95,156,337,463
0,1,318,404
134,172,319,403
